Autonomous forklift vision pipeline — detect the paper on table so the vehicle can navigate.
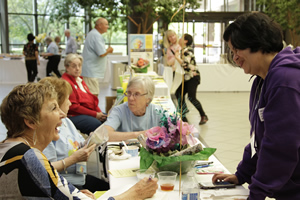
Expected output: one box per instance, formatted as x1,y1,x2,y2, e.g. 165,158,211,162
97,185,169,200
201,186,249,199
108,168,139,178
94,191,107,199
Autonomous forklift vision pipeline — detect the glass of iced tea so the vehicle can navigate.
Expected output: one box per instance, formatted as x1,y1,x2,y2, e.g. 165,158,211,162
157,171,177,191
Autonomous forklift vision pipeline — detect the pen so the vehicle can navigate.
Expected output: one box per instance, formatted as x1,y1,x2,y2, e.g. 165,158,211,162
195,161,213,167
195,164,211,168
148,175,152,181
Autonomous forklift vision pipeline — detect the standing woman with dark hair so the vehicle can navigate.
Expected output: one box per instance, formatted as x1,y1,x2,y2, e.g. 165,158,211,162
212,12,300,200
174,33,208,125
23,33,40,82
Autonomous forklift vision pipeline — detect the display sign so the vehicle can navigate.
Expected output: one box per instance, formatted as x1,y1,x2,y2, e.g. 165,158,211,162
128,34,153,72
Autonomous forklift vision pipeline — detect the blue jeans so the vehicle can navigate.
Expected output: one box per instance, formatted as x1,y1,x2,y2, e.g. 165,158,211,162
69,115,102,135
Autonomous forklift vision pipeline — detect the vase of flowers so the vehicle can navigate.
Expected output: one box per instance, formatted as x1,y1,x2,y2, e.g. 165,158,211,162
139,110,216,174
35,33,46,53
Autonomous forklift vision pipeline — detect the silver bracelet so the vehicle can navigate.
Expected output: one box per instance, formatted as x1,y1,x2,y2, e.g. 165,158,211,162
62,159,67,174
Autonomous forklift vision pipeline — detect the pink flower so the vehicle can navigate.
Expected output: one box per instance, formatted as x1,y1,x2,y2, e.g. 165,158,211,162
146,126,166,141
146,126,171,152
177,120,194,136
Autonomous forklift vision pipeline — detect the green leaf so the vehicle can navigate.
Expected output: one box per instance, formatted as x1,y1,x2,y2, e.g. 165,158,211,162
139,147,216,170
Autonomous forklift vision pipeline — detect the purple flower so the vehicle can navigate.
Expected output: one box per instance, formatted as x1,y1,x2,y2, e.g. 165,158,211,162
145,111,198,154
146,126,166,141
146,126,171,151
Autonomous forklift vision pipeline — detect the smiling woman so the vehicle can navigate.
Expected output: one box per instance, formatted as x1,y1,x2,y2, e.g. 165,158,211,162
0,82,95,199
213,12,300,200
104,76,164,142
0,81,160,200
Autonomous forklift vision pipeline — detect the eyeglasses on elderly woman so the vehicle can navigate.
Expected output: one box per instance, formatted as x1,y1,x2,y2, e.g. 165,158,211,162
124,92,148,98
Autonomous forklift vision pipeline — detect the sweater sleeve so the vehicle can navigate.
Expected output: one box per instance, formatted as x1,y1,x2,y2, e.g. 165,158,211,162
23,148,91,199
248,87,300,199
235,143,257,185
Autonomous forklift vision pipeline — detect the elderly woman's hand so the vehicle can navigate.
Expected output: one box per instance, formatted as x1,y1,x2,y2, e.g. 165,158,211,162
96,112,107,122
114,177,158,200
71,144,96,163
135,130,146,138
80,189,96,199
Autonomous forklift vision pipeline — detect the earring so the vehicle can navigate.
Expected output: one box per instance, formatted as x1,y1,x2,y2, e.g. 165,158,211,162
33,130,37,145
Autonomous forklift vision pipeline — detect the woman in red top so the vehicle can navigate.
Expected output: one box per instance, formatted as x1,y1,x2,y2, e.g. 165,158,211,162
62,53,107,135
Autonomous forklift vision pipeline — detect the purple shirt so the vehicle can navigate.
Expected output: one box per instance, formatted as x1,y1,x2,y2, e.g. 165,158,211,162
235,47,300,200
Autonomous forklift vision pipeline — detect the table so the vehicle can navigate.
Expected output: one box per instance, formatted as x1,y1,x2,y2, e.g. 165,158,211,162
158,64,253,92
0,58,65,84
98,140,249,200
152,95,176,114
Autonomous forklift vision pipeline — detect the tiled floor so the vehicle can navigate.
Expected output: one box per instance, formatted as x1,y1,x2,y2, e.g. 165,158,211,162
184,91,251,174
0,82,252,189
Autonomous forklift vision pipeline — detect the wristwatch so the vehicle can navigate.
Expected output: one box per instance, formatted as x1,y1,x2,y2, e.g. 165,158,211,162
108,197,115,200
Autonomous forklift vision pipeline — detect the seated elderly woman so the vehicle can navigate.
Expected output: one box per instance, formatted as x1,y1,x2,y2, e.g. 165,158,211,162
40,77,99,190
104,76,163,141
62,53,107,135
0,82,158,199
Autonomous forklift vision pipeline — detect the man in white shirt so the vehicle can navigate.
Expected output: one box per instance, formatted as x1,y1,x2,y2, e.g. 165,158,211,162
64,29,77,54
81,17,114,96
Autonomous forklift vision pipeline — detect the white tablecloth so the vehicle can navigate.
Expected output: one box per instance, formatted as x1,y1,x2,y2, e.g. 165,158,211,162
101,55,129,84
0,58,65,84
98,140,249,200
158,64,173,91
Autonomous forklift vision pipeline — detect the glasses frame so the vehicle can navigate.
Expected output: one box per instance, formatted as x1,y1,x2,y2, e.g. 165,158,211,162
124,92,148,98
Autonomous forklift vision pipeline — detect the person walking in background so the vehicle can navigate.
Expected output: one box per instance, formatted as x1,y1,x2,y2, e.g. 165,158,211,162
174,34,208,125
212,12,300,199
54,36,62,53
42,36,61,77
64,29,78,54
23,33,40,82
81,17,114,97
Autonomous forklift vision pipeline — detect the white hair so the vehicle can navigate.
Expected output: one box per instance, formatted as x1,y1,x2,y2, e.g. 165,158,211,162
127,76,155,102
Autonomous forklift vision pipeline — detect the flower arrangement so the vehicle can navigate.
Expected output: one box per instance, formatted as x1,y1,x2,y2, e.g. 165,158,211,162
145,110,198,155
75,33,84,44
35,33,46,44
139,110,216,173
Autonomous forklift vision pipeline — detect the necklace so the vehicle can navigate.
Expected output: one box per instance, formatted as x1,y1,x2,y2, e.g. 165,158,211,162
21,137,31,146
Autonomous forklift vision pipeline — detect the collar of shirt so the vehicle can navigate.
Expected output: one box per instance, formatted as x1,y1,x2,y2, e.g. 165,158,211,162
76,77,87,93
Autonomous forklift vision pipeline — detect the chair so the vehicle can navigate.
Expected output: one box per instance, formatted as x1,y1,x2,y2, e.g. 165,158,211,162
87,142,109,183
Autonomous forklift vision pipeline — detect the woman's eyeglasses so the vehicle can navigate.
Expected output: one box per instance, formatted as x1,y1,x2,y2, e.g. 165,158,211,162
124,92,148,98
